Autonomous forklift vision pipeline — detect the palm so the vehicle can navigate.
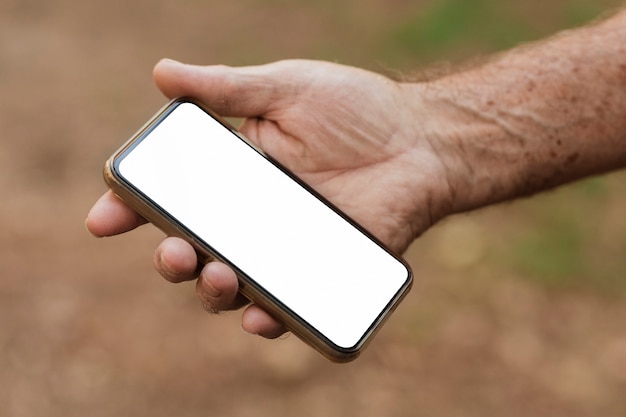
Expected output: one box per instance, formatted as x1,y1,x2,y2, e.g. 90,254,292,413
232,62,431,252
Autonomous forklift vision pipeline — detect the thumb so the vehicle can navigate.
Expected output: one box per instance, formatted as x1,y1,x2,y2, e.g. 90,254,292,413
153,59,295,118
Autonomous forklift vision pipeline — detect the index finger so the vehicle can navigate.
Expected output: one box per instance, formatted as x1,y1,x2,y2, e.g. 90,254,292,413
86,190,147,237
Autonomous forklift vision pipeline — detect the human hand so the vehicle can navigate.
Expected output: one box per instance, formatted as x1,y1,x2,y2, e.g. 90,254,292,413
87,59,455,338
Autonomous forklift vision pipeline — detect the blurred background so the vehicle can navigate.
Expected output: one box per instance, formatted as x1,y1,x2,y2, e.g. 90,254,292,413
1,0,626,416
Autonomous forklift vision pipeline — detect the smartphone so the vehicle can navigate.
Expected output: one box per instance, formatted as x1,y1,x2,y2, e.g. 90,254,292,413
103,98,413,362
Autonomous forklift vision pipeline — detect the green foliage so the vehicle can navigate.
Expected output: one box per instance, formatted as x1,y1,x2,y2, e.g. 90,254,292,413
564,0,609,26
390,0,533,58
512,218,585,287
500,175,626,294
385,0,611,65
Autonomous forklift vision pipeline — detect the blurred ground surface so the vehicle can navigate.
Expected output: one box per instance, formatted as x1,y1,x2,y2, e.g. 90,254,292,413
1,0,626,416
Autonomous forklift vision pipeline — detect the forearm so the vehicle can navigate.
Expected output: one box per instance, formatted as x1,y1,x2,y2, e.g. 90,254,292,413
409,8,626,216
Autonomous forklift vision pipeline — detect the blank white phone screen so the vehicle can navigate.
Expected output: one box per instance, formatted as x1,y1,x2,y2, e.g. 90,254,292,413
117,102,411,349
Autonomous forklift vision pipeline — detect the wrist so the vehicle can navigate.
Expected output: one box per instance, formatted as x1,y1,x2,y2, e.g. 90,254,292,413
399,80,521,219
390,9,626,244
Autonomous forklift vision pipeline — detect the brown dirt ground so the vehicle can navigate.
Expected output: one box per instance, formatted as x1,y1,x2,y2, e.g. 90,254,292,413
1,1,626,416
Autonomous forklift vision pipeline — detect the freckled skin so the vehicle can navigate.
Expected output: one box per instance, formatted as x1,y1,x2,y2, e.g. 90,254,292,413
565,153,580,166
414,10,626,211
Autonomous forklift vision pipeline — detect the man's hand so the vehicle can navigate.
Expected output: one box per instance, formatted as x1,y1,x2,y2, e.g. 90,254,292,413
86,59,454,338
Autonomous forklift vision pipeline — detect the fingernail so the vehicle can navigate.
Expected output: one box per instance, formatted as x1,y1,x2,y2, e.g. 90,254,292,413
156,250,179,280
84,218,96,236
160,58,184,66
199,274,222,298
